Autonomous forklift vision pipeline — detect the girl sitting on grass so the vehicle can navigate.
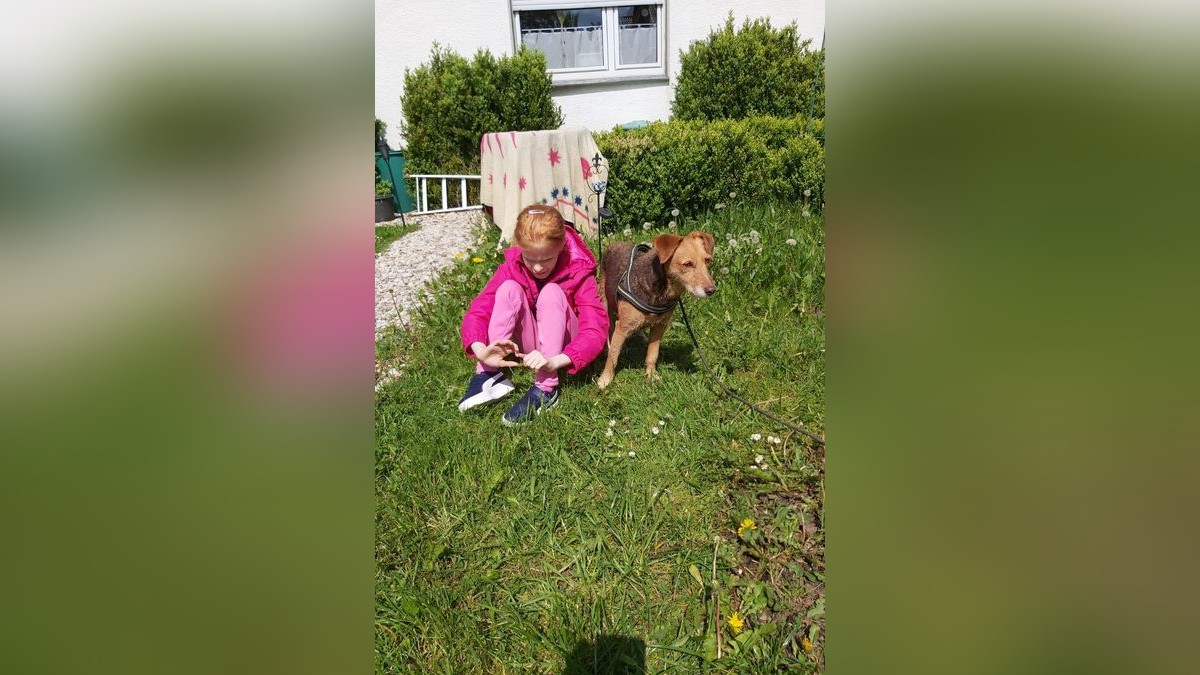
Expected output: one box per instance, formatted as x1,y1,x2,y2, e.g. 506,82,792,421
458,205,608,425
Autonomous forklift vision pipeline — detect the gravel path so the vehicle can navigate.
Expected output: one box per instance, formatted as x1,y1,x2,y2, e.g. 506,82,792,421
375,209,486,334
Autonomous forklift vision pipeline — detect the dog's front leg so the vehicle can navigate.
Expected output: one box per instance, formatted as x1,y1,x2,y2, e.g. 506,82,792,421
598,322,632,390
643,319,670,382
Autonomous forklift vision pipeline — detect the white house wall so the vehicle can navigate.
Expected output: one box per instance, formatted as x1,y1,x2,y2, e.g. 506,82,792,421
376,1,824,151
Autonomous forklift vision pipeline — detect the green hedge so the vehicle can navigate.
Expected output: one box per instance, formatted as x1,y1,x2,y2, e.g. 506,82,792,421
673,15,824,122
401,45,563,176
595,115,824,227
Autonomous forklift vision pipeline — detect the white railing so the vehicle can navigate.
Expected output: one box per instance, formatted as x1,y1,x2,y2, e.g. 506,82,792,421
408,174,481,215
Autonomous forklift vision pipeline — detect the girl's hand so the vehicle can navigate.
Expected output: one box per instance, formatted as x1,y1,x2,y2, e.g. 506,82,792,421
522,352,572,372
473,340,522,368
522,350,549,371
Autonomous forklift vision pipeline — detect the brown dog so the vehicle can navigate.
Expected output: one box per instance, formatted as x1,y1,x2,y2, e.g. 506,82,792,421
597,231,716,389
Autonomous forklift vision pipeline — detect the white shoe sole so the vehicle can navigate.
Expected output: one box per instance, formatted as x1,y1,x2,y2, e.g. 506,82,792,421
458,377,515,412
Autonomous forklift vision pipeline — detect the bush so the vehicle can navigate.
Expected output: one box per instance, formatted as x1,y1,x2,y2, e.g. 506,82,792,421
673,15,824,122
594,115,824,227
401,45,563,177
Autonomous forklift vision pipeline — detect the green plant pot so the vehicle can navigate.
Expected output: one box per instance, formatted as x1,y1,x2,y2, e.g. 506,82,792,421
375,195,396,223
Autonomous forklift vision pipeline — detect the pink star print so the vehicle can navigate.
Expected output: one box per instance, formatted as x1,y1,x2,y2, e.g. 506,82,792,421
503,174,507,187
548,148,561,166
487,174,493,184
580,157,593,180
519,176,527,191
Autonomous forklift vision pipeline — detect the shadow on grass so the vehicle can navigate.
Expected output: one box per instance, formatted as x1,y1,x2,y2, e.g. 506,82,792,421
569,331,701,381
562,635,646,675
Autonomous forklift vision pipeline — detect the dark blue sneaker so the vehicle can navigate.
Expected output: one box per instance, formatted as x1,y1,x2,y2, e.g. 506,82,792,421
458,371,515,412
501,386,560,426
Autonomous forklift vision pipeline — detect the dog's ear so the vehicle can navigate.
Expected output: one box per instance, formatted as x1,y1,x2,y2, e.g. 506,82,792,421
689,231,715,255
652,233,684,265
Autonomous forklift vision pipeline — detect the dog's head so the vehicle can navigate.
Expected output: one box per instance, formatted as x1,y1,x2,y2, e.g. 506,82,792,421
653,230,717,298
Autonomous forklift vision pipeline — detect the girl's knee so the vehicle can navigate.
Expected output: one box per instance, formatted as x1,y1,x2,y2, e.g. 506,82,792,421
497,279,523,298
536,282,568,309
495,279,526,307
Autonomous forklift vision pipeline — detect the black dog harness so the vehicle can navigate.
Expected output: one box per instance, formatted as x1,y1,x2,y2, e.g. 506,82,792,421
617,243,677,315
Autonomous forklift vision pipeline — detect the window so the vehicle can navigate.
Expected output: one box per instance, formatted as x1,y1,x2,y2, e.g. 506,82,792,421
512,2,666,84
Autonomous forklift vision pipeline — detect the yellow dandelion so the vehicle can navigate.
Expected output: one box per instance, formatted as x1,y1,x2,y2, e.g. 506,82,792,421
802,637,814,653
727,611,744,635
471,257,484,263
737,518,756,537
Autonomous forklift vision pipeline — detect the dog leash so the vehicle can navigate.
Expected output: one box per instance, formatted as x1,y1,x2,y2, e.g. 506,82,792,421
677,298,826,448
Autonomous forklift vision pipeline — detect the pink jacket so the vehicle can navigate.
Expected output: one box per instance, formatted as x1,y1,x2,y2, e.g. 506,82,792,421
461,226,609,375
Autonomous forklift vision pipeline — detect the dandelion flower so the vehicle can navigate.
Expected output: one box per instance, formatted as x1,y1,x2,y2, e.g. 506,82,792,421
642,223,650,231
671,208,680,217
651,427,660,435
786,238,797,246
623,228,633,237
750,433,762,442
803,188,812,197
720,267,729,275
608,419,617,427
668,220,677,229
729,191,737,199
737,518,756,537
628,451,637,458
727,611,745,635
802,637,814,653
748,229,760,240
472,257,484,263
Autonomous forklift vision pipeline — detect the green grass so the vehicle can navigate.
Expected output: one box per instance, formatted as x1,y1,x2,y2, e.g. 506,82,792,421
376,222,420,254
376,202,824,673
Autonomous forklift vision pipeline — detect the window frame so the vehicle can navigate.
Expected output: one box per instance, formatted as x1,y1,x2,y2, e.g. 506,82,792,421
511,2,668,86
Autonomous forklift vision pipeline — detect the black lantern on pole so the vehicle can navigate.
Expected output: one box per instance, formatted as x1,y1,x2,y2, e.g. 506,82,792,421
587,152,613,264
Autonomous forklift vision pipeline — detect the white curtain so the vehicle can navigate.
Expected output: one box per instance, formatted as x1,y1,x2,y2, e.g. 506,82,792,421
521,27,604,69
619,25,657,65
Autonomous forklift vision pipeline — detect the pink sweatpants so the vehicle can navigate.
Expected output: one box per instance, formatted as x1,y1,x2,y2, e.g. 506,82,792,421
476,279,578,391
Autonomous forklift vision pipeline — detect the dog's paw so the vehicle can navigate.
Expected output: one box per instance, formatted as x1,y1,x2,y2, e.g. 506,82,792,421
597,372,613,390
644,370,661,383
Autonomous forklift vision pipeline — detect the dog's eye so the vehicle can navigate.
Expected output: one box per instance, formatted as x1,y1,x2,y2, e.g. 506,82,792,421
682,260,694,267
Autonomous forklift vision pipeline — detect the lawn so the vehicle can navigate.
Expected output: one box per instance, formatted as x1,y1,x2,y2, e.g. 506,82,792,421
375,201,825,673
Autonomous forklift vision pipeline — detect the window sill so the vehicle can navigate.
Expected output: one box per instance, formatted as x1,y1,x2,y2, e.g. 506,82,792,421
551,73,669,88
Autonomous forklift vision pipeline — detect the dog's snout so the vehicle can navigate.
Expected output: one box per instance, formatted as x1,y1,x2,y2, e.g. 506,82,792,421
705,285,717,296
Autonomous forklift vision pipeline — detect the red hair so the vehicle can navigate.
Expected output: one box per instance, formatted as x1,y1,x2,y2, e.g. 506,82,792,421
513,205,566,248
